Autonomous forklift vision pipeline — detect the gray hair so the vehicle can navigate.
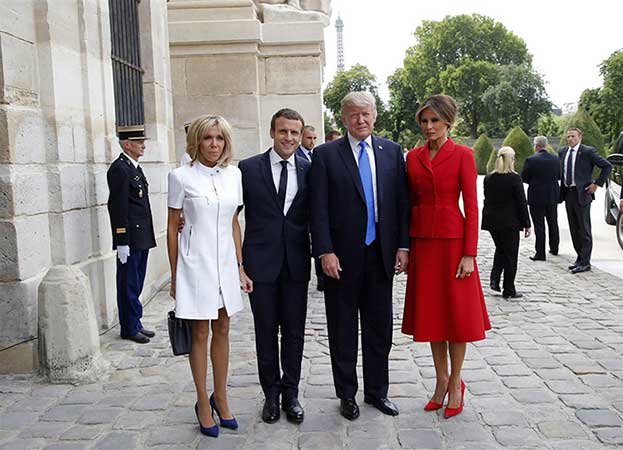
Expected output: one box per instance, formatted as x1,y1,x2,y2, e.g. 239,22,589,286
341,91,377,117
533,136,548,149
493,146,516,174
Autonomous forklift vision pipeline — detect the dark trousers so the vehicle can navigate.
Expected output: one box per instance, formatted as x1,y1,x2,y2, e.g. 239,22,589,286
529,204,560,258
116,248,148,338
324,240,393,400
489,230,520,297
249,264,308,401
314,257,325,290
565,188,593,265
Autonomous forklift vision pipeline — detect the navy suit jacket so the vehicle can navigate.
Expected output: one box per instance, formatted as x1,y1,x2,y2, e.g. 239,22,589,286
239,150,311,283
558,144,612,205
521,150,561,206
296,146,312,162
310,135,409,280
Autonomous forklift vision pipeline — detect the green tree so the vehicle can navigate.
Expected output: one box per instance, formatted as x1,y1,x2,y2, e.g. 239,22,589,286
323,110,336,136
486,126,532,173
560,109,606,156
578,50,623,146
387,67,420,142
323,64,389,134
481,64,551,136
473,134,494,175
537,113,563,137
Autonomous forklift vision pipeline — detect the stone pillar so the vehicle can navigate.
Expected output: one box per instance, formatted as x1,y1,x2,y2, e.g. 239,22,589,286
38,266,109,384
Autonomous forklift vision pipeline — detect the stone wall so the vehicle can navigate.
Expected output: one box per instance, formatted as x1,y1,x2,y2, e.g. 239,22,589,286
168,0,329,160
0,0,174,373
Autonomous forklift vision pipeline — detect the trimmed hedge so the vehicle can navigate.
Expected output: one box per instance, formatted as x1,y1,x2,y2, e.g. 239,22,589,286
486,127,532,173
473,134,494,175
560,109,606,156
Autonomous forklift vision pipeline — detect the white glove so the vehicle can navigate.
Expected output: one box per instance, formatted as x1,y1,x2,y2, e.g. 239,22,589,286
117,245,130,264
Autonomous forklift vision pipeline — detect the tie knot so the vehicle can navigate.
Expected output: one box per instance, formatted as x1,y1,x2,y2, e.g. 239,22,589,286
280,160,288,168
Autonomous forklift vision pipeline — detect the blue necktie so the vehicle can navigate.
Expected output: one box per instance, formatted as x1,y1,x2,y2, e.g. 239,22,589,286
358,141,376,245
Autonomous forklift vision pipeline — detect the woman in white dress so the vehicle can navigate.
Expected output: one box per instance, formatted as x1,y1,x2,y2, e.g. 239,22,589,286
167,115,253,437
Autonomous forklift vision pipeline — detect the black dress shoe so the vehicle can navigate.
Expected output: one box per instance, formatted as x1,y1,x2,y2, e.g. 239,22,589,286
529,255,546,261
503,292,523,299
549,249,558,256
262,398,280,423
571,264,591,274
489,281,501,292
282,397,304,423
364,396,399,416
123,332,150,344
339,398,360,420
140,328,155,338
568,262,580,270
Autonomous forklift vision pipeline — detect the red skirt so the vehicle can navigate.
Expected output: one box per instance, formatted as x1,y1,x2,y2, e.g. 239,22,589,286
401,238,491,342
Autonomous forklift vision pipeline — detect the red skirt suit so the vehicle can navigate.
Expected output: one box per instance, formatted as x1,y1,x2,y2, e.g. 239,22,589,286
401,138,491,342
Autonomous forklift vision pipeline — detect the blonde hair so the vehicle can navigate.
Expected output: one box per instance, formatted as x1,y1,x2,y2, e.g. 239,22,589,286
185,115,234,166
493,146,516,174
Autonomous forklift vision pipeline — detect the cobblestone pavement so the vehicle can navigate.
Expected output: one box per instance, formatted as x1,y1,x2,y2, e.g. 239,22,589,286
2,232,623,450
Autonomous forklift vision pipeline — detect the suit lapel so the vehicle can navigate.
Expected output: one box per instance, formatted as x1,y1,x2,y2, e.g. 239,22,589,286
337,137,366,204
416,146,433,175
371,136,384,208
287,156,306,215
260,150,282,211
431,138,455,168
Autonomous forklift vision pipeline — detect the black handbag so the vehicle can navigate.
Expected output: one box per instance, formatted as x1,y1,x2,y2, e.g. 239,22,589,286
167,310,192,356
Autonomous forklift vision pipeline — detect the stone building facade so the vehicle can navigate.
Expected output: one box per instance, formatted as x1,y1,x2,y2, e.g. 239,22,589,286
0,0,331,373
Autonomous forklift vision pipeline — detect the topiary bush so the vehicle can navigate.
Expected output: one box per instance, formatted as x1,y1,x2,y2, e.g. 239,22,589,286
473,134,494,175
486,127,532,173
559,109,606,156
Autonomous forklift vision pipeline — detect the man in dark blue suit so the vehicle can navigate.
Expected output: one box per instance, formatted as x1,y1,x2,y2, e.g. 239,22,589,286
521,136,561,261
239,109,311,424
310,92,409,420
559,127,612,273
295,125,316,162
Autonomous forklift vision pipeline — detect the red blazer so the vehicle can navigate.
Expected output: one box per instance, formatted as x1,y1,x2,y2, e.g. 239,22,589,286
406,138,479,256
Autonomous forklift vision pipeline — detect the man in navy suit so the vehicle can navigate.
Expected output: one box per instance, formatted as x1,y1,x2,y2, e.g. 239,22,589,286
310,92,409,420
559,127,611,273
521,136,560,261
239,109,310,424
295,125,317,162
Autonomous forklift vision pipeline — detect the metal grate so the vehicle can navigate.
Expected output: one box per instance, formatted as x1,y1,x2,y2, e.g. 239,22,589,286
109,0,144,127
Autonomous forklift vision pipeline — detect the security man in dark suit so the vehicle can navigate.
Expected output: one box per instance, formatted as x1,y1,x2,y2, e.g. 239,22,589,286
521,136,561,261
239,109,311,424
559,127,612,274
107,125,157,344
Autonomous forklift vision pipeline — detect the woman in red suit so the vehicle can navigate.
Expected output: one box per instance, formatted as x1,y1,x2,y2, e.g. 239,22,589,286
402,95,491,418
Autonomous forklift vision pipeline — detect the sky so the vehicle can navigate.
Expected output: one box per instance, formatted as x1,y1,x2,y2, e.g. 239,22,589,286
323,0,622,111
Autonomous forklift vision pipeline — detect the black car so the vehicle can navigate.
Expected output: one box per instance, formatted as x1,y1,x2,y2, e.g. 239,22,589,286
604,153,623,249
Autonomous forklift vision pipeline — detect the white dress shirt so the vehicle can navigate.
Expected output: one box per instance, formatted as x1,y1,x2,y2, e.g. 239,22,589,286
270,149,298,215
347,133,378,222
564,144,580,187
122,151,140,168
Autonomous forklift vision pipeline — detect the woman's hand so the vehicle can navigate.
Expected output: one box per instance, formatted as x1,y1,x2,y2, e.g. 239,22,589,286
239,267,253,293
524,227,531,238
456,256,475,279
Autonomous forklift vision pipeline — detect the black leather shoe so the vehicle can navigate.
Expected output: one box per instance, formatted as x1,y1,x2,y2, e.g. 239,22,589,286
282,397,304,423
262,398,280,423
364,396,399,416
549,249,558,256
123,332,150,344
140,328,155,338
571,264,591,274
489,281,501,292
529,255,546,261
503,292,523,299
568,262,580,270
339,398,360,420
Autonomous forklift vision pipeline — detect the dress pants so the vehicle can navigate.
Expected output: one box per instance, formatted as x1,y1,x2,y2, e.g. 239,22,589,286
564,188,593,265
324,239,393,400
116,248,148,338
489,230,520,297
249,263,308,401
529,204,559,258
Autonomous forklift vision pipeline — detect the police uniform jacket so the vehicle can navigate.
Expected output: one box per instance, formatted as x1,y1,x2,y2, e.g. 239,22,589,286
107,153,156,250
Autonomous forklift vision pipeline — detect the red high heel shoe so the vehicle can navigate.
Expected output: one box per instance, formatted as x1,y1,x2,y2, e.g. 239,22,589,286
424,390,448,411
444,380,465,419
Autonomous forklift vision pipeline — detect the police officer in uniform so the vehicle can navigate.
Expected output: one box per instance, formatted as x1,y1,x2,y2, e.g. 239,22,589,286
107,125,157,344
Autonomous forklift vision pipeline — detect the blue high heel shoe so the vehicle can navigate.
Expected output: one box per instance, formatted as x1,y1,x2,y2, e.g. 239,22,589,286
210,393,239,430
194,402,219,437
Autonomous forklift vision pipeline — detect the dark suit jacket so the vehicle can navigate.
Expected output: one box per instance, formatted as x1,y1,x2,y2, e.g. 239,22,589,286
481,172,531,231
106,153,156,250
239,150,311,283
521,150,560,206
558,144,612,205
310,135,409,280
295,146,313,162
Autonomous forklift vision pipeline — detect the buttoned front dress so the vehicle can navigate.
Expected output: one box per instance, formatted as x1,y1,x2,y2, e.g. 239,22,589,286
167,162,244,320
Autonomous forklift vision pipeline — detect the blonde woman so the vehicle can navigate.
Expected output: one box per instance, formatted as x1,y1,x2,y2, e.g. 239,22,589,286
167,115,253,437
481,146,531,299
